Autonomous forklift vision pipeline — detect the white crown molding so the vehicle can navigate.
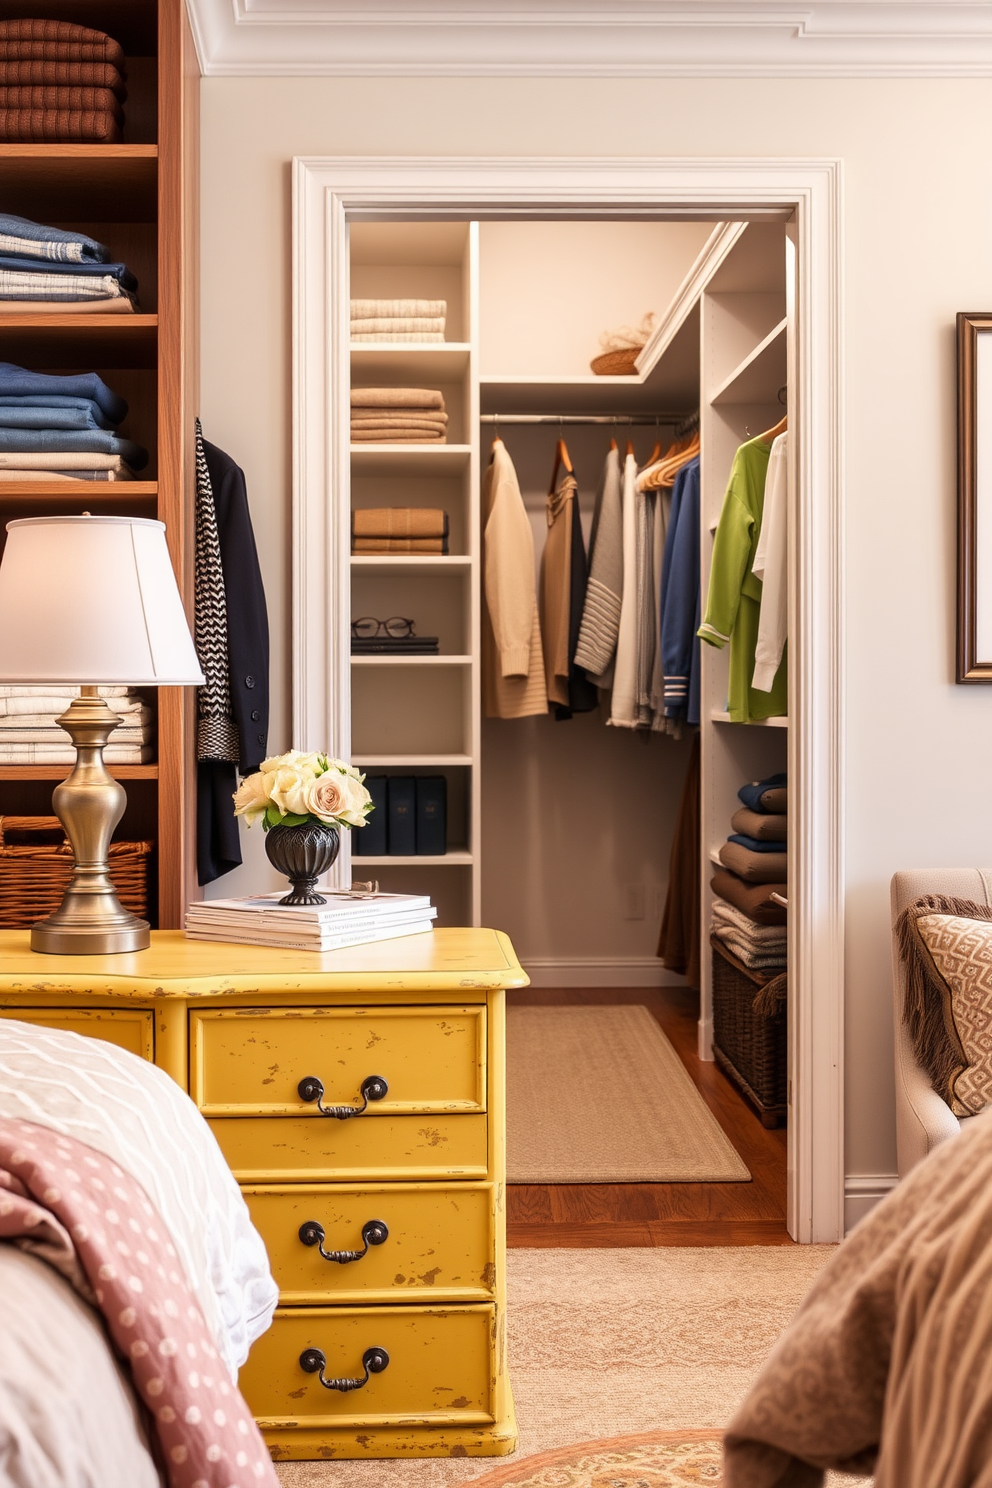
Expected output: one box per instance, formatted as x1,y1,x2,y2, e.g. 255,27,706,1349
188,0,992,77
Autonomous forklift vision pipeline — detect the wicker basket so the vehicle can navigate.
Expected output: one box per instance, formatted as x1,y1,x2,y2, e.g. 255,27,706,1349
0,816,153,929
710,934,788,1128
589,348,640,376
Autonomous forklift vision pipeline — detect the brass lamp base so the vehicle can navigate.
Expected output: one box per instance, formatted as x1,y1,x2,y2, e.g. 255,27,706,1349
30,688,150,956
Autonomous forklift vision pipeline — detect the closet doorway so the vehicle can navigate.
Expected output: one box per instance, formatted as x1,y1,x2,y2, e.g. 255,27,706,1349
293,158,843,1245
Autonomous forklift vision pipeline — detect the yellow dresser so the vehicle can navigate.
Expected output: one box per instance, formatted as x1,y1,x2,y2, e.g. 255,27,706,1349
0,927,525,1461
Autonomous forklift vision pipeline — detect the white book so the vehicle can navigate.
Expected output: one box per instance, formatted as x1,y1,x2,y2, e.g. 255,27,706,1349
184,918,436,953
186,905,437,940
186,890,433,925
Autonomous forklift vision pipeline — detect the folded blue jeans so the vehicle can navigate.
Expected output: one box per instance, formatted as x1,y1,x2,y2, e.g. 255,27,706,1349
728,833,789,855
0,365,127,424
0,427,148,469
0,214,110,265
0,405,114,432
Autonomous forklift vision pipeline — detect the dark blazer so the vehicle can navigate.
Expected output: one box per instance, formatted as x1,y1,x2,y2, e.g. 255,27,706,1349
196,438,269,885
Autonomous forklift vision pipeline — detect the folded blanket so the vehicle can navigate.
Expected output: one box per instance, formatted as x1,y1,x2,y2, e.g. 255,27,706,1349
712,925,787,971
720,840,789,883
350,415,449,430
352,332,445,342
0,429,147,467
0,252,136,289
711,871,787,925
0,20,125,67
0,85,123,121
0,60,126,99
0,1118,279,1488
711,900,788,943
728,832,788,855
0,448,127,470
352,507,448,539
353,536,448,553
0,109,122,143
0,268,131,301
0,212,111,263
351,297,445,319
0,295,134,314
0,704,151,725
0,466,133,480
738,772,788,813
351,428,446,444
0,363,126,422
350,316,445,335
0,684,135,700
731,805,787,842
0,744,154,761
351,385,445,410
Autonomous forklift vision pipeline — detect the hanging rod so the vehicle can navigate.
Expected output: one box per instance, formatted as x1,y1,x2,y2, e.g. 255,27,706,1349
479,413,684,426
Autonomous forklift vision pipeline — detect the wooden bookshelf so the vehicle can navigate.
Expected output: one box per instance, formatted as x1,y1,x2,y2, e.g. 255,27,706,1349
0,0,199,927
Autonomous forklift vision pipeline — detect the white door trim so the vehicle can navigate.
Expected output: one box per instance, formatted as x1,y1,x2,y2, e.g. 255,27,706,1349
292,155,844,1243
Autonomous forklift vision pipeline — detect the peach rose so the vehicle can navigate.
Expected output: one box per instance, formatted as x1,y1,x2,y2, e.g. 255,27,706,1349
304,772,348,824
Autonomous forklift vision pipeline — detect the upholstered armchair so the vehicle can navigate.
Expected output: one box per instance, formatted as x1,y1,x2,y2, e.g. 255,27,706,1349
889,868,991,1176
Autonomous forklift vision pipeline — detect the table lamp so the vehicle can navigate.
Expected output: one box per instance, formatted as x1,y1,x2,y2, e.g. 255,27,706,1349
0,515,204,955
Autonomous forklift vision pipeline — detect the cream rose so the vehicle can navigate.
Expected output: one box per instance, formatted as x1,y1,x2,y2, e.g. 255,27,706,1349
267,766,311,817
303,772,348,824
335,770,372,827
232,771,269,824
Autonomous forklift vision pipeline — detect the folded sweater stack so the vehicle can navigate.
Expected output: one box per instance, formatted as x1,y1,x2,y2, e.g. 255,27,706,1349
0,21,126,143
352,507,450,555
0,212,137,314
0,363,146,481
0,687,154,764
350,298,446,343
711,772,788,932
351,387,448,445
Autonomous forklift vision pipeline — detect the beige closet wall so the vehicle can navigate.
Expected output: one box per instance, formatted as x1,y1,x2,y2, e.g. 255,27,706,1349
199,75,992,1186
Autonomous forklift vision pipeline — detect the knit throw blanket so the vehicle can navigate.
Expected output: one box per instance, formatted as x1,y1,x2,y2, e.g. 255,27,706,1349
724,1109,992,1487
194,420,240,764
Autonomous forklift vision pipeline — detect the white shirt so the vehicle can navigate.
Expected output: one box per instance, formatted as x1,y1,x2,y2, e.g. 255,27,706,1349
751,432,788,692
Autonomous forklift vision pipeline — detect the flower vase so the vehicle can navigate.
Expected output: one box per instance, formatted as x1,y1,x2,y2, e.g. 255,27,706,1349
264,822,340,907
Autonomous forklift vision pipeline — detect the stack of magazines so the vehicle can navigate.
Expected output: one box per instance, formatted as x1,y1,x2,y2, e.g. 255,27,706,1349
185,890,436,952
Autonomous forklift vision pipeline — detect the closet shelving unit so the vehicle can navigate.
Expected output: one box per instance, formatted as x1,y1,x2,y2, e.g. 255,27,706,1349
0,0,199,925
347,222,481,926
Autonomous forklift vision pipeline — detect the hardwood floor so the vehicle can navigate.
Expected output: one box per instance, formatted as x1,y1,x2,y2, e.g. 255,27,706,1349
506,985,791,1248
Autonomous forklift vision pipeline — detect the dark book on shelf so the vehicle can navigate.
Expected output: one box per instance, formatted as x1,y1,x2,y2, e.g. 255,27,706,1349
360,774,387,856
351,637,439,655
387,775,416,855
416,775,447,855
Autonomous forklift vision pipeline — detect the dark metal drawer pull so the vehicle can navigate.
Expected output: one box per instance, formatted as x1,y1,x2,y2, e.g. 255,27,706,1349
298,1218,388,1263
297,1073,388,1118
299,1346,389,1392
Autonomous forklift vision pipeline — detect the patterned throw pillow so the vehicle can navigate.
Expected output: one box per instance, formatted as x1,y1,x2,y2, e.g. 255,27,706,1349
897,897,992,1116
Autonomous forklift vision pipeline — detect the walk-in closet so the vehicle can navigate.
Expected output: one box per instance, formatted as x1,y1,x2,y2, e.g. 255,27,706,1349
337,212,793,1240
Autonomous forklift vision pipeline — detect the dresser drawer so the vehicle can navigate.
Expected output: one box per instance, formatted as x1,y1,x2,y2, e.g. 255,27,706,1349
242,1304,496,1428
210,1113,488,1182
190,1006,486,1116
0,1006,153,1061
243,1183,496,1304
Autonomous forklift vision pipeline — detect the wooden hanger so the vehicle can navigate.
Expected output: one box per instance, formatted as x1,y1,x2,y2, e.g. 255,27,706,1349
757,414,788,445
625,438,635,458
549,436,573,492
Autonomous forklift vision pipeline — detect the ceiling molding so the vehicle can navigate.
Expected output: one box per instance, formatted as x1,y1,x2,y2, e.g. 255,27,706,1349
187,0,992,77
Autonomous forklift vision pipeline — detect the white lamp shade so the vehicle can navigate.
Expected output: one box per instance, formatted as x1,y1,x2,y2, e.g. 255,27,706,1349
0,515,205,686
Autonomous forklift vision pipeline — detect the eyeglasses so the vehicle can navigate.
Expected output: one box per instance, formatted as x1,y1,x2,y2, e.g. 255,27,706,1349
351,616,417,639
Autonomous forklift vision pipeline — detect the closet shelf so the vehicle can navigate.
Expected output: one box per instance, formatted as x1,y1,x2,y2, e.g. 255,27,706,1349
350,655,473,666
711,710,788,729
352,754,473,768
0,763,158,781
709,317,787,407
350,345,470,378
0,146,158,221
350,555,473,572
353,851,473,867
350,446,471,476
0,316,158,370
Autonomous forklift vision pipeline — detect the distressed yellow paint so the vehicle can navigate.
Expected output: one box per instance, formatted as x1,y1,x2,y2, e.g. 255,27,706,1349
0,928,522,1459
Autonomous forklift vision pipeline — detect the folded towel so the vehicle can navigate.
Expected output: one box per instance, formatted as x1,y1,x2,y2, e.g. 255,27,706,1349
0,213,111,264
0,108,122,143
712,926,787,972
0,296,134,314
352,537,448,553
0,364,126,423
350,411,449,426
0,450,128,470
0,429,147,468
738,773,788,813
0,253,136,289
0,86,123,122
728,832,788,855
0,744,153,762
351,429,446,444
0,705,153,727
0,269,130,302
351,332,445,343
351,420,448,436
352,508,448,539
0,691,147,714
0,20,125,68
350,317,445,336
351,298,446,320
711,900,788,943
0,467,133,481
350,387,445,410
0,61,126,100
731,805,787,842
719,841,789,884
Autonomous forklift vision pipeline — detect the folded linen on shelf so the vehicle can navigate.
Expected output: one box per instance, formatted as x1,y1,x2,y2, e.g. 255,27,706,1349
0,428,147,468
352,508,449,539
0,449,129,470
350,317,446,336
0,296,134,315
350,411,449,426
727,832,788,855
351,428,446,444
0,268,132,302
351,386,445,410
0,364,127,423
0,213,111,264
0,467,133,480
719,840,789,885
711,870,787,927
0,686,140,705
0,20,125,66
351,298,446,320
0,107,121,142
731,805,787,842
0,85,123,120
0,403,115,431
711,926,786,971
0,744,153,762
0,706,153,729
738,772,788,814
0,254,137,290
352,536,448,553
711,899,787,943
0,61,126,99
352,333,445,343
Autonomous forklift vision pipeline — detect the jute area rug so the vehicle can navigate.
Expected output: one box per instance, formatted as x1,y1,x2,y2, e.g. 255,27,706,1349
274,1246,869,1488
506,1005,750,1183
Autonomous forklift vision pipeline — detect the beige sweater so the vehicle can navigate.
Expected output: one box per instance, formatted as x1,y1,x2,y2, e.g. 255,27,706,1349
482,440,547,720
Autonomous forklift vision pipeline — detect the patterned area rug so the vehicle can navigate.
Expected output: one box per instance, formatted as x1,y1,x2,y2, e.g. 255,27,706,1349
462,1430,723,1488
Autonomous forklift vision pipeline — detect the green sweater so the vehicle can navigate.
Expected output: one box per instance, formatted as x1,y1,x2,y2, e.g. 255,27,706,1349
697,437,787,723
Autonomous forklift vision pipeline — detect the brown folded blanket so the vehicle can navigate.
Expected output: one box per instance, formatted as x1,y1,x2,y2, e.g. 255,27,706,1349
351,429,446,444
0,59,126,96
352,536,448,553
350,386,445,411
350,413,449,429
711,869,787,924
352,508,448,539
759,785,787,813
731,806,787,842
0,20,125,67
0,106,121,141
719,841,788,884
0,85,123,119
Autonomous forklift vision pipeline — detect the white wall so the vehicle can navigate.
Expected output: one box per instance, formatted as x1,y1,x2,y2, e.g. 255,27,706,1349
199,75,992,1186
